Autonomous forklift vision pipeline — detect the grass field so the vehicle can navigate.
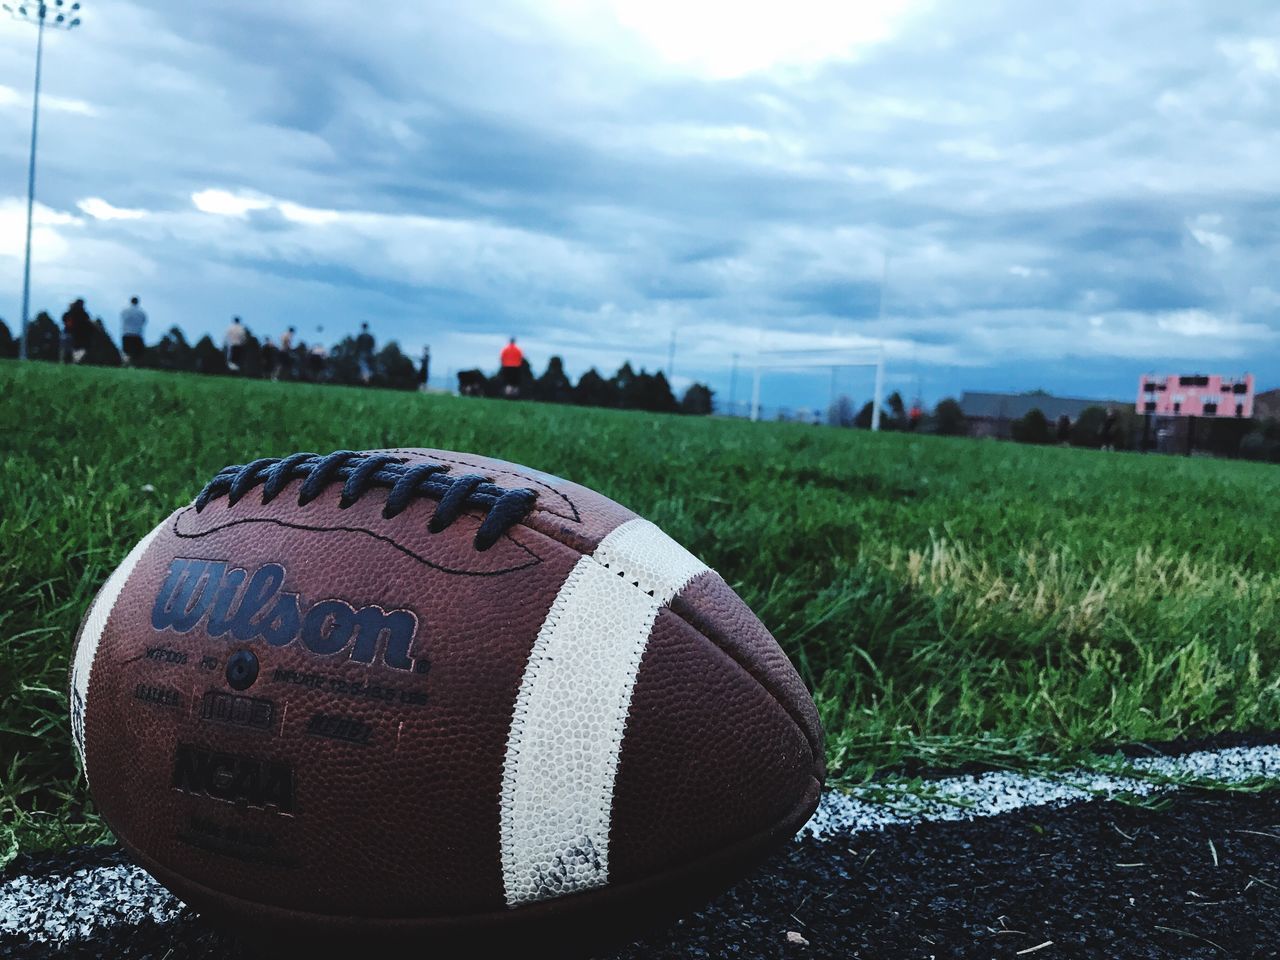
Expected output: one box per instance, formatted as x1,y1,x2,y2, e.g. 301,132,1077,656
3,361,1280,862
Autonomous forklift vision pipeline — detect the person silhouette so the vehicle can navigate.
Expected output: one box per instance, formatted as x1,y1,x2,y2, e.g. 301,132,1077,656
224,316,246,372
119,297,147,367
500,337,524,398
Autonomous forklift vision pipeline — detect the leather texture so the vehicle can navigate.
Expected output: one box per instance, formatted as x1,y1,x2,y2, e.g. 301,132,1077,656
72,446,824,939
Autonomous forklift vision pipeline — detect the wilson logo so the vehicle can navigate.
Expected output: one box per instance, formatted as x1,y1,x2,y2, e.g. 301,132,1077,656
171,743,295,814
151,559,423,672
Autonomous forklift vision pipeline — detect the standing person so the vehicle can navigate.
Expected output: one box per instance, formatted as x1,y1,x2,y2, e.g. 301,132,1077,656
62,299,92,364
500,337,524,398
119,296,147,367
1099,407,1119,452
309,342,328,380
262,337,279,380
1056,413,1071,445
59,304,76,363
356,322,375,384
275,327,294,378
419,346,431,393
224,317,246,372
276,326,295,380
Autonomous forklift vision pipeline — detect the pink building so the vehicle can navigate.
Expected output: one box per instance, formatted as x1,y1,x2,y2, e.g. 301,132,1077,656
1137,373,1254,418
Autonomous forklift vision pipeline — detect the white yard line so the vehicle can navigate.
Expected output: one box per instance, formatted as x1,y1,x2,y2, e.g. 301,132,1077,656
3,744,1279,945
0,862,183,944
802,743,1280,839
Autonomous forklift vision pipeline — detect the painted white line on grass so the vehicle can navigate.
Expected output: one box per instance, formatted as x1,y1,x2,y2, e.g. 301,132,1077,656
0,862,182,944
802,743,1280,840
2,744,1278,945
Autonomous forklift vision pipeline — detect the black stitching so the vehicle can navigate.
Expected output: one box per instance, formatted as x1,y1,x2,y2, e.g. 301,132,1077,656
388,450,582,524
172,512,544,577
195,451,538,551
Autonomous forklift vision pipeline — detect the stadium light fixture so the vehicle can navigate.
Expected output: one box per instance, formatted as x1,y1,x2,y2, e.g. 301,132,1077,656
4,0,83,360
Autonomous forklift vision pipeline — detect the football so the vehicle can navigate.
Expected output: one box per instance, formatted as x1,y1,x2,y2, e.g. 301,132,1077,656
69,448,824,950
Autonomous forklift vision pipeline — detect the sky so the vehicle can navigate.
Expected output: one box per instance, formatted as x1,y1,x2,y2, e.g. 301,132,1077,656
1,0,1278,412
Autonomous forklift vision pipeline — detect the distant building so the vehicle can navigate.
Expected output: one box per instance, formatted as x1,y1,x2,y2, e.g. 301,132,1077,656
1255,388,1280,422
958,391,1122,439
1136,373,1253,418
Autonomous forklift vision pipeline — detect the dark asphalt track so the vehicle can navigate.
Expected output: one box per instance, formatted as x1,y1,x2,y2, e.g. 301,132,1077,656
3,787,1277,959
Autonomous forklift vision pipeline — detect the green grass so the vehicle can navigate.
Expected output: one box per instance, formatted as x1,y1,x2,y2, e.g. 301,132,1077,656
4,361,1280,861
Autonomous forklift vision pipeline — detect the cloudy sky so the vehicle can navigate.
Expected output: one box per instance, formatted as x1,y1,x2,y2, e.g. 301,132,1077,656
1,0,1278,410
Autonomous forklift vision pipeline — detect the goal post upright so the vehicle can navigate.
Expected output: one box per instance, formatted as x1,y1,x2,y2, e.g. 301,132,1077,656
747,345,888,428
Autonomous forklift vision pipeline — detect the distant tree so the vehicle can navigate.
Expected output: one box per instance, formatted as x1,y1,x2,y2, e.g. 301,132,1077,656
83,318,121,367
574,367,616,407
372,342,418,390
536,356,574,403
1240,430,1280,463
327,336,364,385
284,342,309,382
24,312,60,361
1055,413,1072,444
828,394,855,427
680,383,714,415
1070,406,1107,448
610,362,638,408
854,401,889,429
934,397,967,436
456,369,490,397
1011,408,1052,444
634,370,678,412
238,330,266,379
885,390,906,429
511,358,536,399
0,319,16,358
153,327,196,372
192,334,227,375
1198,415,1254,458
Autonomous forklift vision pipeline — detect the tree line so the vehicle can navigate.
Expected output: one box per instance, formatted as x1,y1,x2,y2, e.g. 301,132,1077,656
1,311,425,387
0,312,716,414
457,358,713,414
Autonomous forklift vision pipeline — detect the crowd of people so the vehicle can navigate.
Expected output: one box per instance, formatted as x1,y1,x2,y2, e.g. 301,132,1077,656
42,295,433,390
5,295,714,413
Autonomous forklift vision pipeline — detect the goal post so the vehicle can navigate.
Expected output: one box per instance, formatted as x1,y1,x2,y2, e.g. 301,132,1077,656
749,347,887,429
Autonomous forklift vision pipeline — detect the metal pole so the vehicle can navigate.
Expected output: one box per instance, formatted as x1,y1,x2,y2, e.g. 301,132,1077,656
7,0,83,359
871,349,884,432
728,352,738,416
18,10,46,361
876,252,889,329
750,363,761,422
869,251,890,432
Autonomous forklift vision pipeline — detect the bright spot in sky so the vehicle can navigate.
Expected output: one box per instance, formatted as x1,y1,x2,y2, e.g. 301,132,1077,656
78,197,147,221
279,201,344,226
0,200,76,260
607,0,920,77
191,189,272,217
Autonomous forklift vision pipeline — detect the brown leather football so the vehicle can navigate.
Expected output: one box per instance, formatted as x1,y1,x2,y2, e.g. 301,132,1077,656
69,448,824,951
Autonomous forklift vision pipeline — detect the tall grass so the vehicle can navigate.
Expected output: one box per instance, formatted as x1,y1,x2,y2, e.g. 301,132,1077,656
3,362,1279,860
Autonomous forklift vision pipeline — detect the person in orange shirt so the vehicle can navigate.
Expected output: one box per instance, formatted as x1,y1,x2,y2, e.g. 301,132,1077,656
500,337,524,397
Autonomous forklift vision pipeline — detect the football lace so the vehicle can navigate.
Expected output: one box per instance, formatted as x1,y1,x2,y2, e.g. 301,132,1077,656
194,451,539,551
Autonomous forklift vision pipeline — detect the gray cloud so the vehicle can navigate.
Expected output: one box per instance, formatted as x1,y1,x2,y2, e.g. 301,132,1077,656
1,0,1278,407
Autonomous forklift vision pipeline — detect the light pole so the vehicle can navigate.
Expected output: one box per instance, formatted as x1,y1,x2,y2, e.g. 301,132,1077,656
3,1,82,360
